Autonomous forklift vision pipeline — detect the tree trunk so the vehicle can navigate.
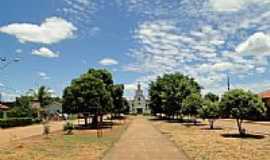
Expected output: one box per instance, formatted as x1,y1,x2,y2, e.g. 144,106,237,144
92,114,98,128
193,117,197,125
236,119,245,135
84,116,88,126
208,119,214,129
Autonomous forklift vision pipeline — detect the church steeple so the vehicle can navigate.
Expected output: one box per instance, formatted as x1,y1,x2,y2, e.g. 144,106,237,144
137,82,141,91
135,82,144,99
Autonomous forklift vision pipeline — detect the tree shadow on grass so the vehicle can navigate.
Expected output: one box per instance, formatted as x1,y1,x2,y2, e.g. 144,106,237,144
148,117,167,121
201,127,223,130
75,121,114,130
221,133,265,139
182,123,207,127
148,117,207,127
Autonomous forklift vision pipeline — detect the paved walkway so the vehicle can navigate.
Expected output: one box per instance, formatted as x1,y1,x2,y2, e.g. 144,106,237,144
103,116,189,160
0,121,68,144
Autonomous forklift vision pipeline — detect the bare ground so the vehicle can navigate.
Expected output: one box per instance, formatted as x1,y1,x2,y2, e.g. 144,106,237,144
0,119,129,160
151,118,270,160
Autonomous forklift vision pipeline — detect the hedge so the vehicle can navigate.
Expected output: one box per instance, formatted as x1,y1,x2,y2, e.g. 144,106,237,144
0,118,41,128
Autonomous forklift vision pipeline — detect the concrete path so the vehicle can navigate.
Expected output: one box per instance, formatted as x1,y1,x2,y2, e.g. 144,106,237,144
103,116,189,160
0,121,68,144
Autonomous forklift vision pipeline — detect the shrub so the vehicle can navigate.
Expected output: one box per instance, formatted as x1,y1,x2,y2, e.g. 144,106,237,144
43,123,50,135
63,122,74,135
0,118,41,128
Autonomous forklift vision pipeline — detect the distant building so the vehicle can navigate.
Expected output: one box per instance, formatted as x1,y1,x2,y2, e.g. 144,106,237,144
0,103,9,119
129,83,150,114
45,101,62,115
258,90,270,105
258,90,270,119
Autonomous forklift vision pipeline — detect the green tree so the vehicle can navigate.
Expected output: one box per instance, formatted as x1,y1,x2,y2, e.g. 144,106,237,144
205,92,219,102
122,97,130,114
111,84,125,117
149,81,163,116
220,89,266,135
62,69,113,127
149,73,201,119
199,100,220,129
182,94,203,124
8,96,33,118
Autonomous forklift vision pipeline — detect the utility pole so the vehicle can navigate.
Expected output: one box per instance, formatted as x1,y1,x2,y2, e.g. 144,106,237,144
227,73,230,91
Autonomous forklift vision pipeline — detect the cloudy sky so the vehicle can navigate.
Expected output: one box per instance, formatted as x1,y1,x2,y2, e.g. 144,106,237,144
1,0,270,101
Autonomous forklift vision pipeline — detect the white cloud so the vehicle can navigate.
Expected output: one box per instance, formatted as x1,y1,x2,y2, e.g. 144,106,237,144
16,49,22,53
38,72,50,80
233,80,270,93
99,58,119,66
256,67,266,74
1,92,19,102
236,32,270,57
209,0,270,12
32,47,60,58
0,17,77,44
209,0,244,12
0,83,4,87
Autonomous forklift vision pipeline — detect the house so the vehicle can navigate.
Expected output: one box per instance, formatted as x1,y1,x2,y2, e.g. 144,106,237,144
258,90,270,104
0,104,9,119
258,90,270,119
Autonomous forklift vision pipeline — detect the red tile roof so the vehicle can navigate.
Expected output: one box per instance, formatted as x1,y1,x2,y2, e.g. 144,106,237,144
258,90,270,98
0,104,9,110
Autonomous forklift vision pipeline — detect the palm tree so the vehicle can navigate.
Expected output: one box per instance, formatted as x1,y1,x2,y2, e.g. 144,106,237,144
28,86,52,108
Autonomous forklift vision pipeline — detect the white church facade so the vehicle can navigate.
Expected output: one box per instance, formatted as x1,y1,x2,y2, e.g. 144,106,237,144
129,83,150,114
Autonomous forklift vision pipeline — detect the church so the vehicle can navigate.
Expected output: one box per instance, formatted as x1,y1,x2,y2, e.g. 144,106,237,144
129,83,150,114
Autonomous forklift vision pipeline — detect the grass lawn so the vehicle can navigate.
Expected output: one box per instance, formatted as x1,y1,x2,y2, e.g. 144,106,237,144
0,119,129,160
152,118,270,160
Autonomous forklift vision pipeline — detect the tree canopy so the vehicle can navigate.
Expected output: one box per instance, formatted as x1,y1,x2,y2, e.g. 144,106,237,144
220,89,266,135
149,73,201,118
182,93,203,118
204,92,219,102
111,84,125,116
199,100,220,129
62,68,126,126
62,71,112,114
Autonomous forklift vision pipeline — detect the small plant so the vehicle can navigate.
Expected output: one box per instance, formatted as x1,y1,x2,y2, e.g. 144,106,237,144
43,123,50,136
63,122,74,135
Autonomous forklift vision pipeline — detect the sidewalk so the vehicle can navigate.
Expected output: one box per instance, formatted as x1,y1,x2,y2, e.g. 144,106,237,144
103,116,189,160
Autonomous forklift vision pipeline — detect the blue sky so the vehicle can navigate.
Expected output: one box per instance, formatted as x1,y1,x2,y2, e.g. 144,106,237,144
1,0,270,101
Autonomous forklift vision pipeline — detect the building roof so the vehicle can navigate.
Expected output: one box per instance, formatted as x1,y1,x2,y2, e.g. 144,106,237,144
258,90,270,98
0,104,9,111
